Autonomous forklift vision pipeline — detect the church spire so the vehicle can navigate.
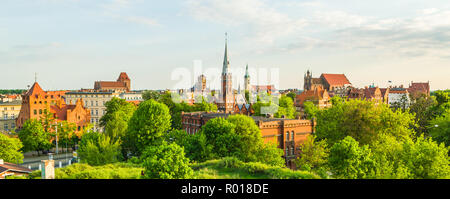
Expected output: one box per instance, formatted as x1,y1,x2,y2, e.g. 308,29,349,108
244,64,249,78
222,32,230,75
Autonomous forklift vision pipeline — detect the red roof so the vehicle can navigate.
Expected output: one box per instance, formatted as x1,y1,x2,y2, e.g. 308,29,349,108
95,81,126,88
25,82,45,96
0,162,33,174
117,72,130,81
408,82,430,94
321,74,351,86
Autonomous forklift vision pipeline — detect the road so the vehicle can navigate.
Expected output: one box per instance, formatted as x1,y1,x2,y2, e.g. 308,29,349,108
20,152,76,171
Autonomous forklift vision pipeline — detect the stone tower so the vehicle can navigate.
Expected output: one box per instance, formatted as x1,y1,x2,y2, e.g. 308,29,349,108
304,70,312,91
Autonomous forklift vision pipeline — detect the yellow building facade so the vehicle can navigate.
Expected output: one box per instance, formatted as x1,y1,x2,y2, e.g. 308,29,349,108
0,100,22,133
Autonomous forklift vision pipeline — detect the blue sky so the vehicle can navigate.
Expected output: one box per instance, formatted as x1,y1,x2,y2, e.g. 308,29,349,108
0,0,449,91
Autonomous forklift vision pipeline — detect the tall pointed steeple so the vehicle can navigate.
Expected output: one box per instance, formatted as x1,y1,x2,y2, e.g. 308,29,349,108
244,63,250,92
219,32,234,113
222,33,230,75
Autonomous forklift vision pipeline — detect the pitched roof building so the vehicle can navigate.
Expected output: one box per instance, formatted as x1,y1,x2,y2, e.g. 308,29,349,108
16,82,90,132
408,81,430,98
0,159,33,179
94,72,131,92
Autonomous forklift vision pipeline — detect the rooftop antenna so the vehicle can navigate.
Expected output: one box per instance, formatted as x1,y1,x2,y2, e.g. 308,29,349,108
34,72,37,83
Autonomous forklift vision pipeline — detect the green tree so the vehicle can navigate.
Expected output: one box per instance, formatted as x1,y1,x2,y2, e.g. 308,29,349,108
0,133,24,164
201,117,241,158
227,114,263,162
369,134,411,179
401,135,450,179
56,121,77,153
328,136,376,179
315,99,416,146
141,142,193,179
274,95,296,119
303,101,319,119
286,92,297,102
142,90,161,101
125,99,171,156
18,119,52,155
100,97,136,128
78,132,122,166
296,135,329,172
429,110,450,147
254,142,285,167
184,132,215,162
409,95,438,135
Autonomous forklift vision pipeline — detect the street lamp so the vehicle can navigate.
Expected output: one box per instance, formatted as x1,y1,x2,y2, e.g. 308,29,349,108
54,122,62,155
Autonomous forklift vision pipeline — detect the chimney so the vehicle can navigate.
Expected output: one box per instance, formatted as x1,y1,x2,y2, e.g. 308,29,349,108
0,159,3,165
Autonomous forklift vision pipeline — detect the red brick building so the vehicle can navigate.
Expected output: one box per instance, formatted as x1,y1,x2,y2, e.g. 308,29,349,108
407,81,430,98
16,82,90,132
94,72,131,92
181,112,315,169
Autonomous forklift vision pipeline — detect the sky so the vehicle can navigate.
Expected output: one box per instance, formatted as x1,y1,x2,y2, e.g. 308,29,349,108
0,0,449,91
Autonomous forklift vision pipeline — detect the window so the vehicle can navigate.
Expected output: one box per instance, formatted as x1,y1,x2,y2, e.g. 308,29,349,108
11,123,15,129
291,131,294,141
4,114,8,119
286,132,289,141
285,148,289,156
95,110,98,115
34,110,37,115
4,123,8,131
291,147,294,156
39,109,42,114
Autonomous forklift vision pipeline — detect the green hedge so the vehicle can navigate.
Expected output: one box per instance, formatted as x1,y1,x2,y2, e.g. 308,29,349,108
192,157,320,179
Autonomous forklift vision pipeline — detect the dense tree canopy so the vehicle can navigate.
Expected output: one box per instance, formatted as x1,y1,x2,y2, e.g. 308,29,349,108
78,132,122,166
141,141,193,179
429,110,450,147
100,97,137,128
296,135,329,173
189,115,284,166
315,99,416,146
328,136,376,179
125,99,171,155
18,119,52,154
0,133,24,164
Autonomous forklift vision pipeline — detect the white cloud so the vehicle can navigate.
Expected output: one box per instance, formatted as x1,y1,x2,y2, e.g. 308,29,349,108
185,0,307,44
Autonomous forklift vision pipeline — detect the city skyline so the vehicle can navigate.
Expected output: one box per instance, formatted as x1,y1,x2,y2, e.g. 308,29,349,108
1,0,449,91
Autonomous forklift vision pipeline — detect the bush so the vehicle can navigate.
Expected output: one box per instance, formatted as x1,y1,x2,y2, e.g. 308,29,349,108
78,132,122,166
55,163,143,179
141,142,193,179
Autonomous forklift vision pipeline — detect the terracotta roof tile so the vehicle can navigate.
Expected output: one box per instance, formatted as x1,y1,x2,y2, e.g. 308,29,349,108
321,74,351,86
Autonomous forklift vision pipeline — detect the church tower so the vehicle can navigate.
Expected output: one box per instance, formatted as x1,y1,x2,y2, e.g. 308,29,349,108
304,69,312,91
244,64,250,92
219,33,234,113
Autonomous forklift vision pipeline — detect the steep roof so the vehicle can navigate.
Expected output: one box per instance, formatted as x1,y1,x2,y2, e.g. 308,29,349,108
24,82,45,96
117,72,130,81
321,74,351,86
295,88,328,106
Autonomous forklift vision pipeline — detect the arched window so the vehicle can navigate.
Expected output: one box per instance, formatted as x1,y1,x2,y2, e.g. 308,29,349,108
286,132,289,141
291,131,294,140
